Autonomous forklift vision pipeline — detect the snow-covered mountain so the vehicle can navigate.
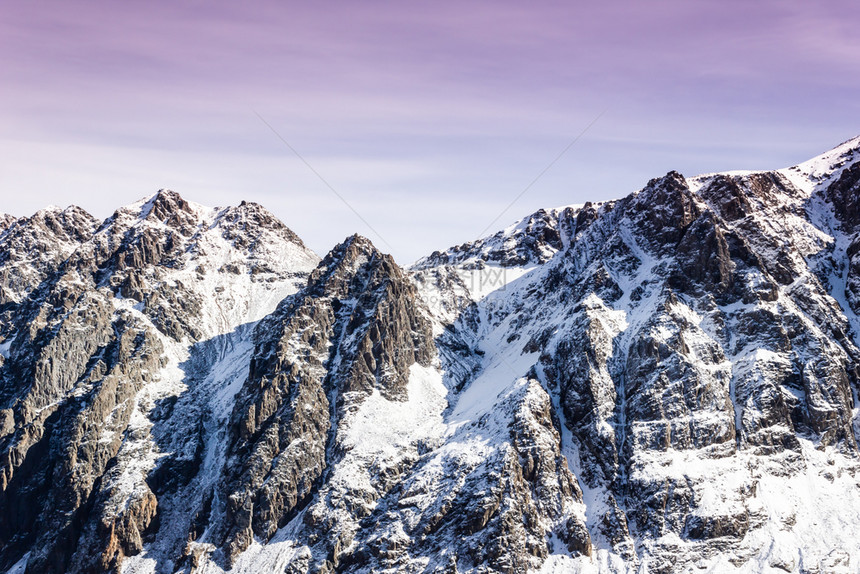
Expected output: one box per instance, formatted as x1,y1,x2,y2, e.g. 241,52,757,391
2,137,860,574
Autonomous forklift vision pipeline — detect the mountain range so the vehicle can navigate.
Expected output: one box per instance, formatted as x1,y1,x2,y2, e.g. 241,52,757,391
2,137,860,574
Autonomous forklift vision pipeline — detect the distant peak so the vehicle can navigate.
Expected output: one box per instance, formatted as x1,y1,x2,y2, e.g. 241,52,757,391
116,189,209,237
0,213,17,234
31,204,95,223
307,233,395,293
215,200,306,248
645,170,688,191
339,234,380,257
228,199,270,215
323,234,384,269
142,189,193,219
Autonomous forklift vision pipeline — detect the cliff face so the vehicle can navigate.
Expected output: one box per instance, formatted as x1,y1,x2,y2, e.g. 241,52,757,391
411,136,860,573
1,138,860,574
0,191,320,574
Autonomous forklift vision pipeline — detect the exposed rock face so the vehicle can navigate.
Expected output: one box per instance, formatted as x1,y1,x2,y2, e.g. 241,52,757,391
0,302,164,574
416,204,593,270
824,160,860,317
0,206,98,312
211,235,435,568
0,191,319,574
3,137,860,574
343,378,591,574
409,136,860,572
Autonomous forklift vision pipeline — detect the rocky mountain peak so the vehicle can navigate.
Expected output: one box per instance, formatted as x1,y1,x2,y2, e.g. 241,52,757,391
308,234,387,292
625,169,701,254
217,200,305,246
334,233,381,260
0,214,16,234
11,204,98,243
646,168,687,190
0,205,99,307
142,188,194,220
0,190,320,574
414,204,596,272
95,189,203,244
203,232,434,568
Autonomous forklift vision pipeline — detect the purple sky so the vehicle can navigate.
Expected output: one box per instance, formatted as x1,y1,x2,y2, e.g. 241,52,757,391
2,0,858,262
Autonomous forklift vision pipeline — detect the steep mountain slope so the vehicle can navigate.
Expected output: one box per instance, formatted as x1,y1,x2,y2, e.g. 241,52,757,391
1,137,860,574
0,191,320,574
411,136,860,573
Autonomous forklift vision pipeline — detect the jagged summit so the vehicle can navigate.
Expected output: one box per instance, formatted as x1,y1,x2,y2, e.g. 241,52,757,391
136,189,199,231
0,204,99,305
0,214,16,234
412,203,606,271
304,234,394,295
684,134,860,198
316,233,381,268
0,190,322,574
102,190,312,255
330,233,382,259
418,136,860,282
8,203,98,239
206,229,435,569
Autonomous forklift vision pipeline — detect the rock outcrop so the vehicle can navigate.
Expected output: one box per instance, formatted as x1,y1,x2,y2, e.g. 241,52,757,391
212,235,435,568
